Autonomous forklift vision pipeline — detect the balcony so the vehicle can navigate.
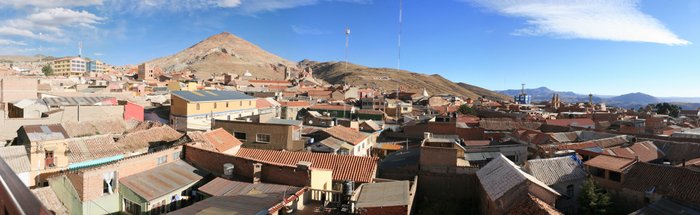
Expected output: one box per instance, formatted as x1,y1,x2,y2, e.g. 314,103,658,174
0,158,52,215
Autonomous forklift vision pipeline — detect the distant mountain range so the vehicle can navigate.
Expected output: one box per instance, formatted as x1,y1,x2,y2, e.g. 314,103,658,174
498,87,700,109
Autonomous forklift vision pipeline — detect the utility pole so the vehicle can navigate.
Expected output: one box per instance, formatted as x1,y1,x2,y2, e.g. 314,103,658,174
344,26,350,119
395,0,403,122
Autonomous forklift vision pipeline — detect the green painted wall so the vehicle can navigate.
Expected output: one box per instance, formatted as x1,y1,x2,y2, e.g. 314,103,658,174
119,183,149,214
48,176,82,215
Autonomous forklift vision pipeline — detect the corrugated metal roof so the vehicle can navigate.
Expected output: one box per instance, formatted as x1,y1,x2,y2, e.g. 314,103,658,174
22,124,69,142
171,90,254,102
477,154,559,201
0,146,31,173
120,160,205,201
42,96,111,106
356,181,410,208
168,195,277,215
525,157,586,186
199,177,302,197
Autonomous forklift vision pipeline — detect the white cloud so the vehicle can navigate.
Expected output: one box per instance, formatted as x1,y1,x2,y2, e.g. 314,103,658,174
0,0,102,8
0,8,104,42
291,25,330,35
93,52,104,56
217,0,242,8
0,39,26,46
468,0,690,45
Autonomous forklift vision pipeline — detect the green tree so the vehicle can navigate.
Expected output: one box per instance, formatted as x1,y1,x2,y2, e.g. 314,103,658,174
41,65,53,76
458,104,476,115
579,178,613,215
654,103,681,117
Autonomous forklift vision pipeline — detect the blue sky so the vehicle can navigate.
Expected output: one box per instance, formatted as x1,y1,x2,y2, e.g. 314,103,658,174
1,0,699,97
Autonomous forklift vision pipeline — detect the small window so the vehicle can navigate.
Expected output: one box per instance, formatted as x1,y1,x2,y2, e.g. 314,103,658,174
239,101,242,106
256,133,271,143
226,102,229,108
214,102,217,109
157,155,167,165
196,103,200,110
590,167,605,178
248,100,252,106
566,184,574,197
609,171,621,182
173,151,181,160
234,132,247,141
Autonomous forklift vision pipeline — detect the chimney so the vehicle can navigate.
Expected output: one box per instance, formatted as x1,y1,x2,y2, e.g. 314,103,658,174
682,159,686,167
634,155,640,162
296,161,312,171
253,163,262,184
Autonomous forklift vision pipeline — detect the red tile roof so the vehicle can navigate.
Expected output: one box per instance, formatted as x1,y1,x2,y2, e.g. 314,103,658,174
323,126,367,145
584,154,636,172
310,104,353,111
248,80,292,85
235,148,378,183
279,101,310,107
623,162,700,204
204,128,242,152
507,194,562,215
545,118,595,127
256,98,273,109
307,90,332,97
602,141,663,162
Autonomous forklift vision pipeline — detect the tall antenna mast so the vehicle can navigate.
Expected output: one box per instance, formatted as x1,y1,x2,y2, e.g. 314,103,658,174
395,0,403,121
344,26,350,119
78,41,83,57
397,0,403,73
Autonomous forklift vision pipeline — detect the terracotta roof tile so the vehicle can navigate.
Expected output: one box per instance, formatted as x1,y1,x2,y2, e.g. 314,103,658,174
279,101,310,107
623,162,700,204
583,154,636,172
323,126,367,145
203,128,242,152
235,148,377,183
507,194,562,215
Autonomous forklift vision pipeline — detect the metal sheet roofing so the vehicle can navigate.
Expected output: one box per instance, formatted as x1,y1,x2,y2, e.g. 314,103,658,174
525,157,586,186
356,181,410,208
120,160,205,201
42,96,111,106
171,90,254,102
0,146,31,173
199,177,302,197
477,154,559,201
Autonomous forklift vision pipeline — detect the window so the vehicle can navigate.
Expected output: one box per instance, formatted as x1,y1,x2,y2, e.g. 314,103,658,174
103,171,116,195
124,198,141,215
234,132,247,141
248,100,252,106
566,184,574,198
226,102,229,108
214,102,217,109
173,151,181,160
196,103,200,110
239,101,242,106
45,151,55,167
256,133,271,143
609,171,621,182
590,167,605,178
157,155,167,165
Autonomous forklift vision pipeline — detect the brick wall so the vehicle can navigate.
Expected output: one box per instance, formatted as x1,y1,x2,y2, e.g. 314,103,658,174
65,146,183,201
359,205,407,215
183,145,309,187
